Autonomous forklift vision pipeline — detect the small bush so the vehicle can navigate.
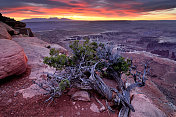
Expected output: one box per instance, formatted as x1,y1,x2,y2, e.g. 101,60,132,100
44,48,72,69
59,79,70,91
44,40,131,76
39,39,148,116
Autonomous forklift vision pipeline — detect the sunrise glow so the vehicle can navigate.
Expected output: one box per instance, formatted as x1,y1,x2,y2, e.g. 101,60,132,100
1,0,176,21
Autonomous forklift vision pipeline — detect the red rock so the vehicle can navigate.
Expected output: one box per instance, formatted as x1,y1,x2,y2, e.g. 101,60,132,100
71,90,90,101
0,21,18,39
90,103,100,113
0,22,18,35
0,22,11,40
0,39,28,79
19,28,34,37
151,49,169,58
130,94,166,117
123,51,176,116
13,37,64,98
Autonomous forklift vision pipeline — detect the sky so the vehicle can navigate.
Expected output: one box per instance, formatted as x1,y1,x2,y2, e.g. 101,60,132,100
1,0,176,21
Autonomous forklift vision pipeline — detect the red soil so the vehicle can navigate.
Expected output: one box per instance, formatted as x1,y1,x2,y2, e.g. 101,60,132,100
0,66,117,117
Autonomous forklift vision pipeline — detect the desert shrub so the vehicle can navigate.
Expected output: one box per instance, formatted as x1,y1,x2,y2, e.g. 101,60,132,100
44,40,131,75
59,79,70,91
69,39,98,64
36,39,148,116
43,49,72,69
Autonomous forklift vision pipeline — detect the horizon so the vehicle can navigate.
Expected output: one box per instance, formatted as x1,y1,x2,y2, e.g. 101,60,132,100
20,17,176,21
20,17,176,22
1,0,176,21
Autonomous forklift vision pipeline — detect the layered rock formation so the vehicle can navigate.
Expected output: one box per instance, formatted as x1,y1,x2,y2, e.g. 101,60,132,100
0,13,34,37
0,39,28,79
64,31,176,61
0,23,11,39
0,13,26,28
147,41,176,61
0,22,17,39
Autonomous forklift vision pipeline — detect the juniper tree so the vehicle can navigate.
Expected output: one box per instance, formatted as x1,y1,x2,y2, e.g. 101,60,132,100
35,39,149,117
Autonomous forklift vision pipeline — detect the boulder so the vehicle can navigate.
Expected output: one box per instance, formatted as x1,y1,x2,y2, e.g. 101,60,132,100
0,21,18,35
0,26,12,40
71,90,90,101
0,39,28,79
90,103,100,113
0,25,11,39
129,94,166,117
0,21,18,40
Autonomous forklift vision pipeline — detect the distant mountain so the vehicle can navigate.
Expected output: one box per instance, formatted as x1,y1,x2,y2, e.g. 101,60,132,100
21,17,72,22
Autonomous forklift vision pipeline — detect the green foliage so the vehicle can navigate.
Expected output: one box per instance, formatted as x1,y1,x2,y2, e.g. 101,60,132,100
49,48,60,56
111,57,131,74
69,39,98,64
59,79,70,91
43,48,72,69
43,41,131,76
44,40,100,69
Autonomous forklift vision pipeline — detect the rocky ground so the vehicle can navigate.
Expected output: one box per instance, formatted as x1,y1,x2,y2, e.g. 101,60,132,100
1,37,175,117
0,36,117,117
0,20,176,117
123,52,176,116
0,73,112,117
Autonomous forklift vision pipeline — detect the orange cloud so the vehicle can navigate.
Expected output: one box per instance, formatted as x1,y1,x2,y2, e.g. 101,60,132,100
1,0,176,20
